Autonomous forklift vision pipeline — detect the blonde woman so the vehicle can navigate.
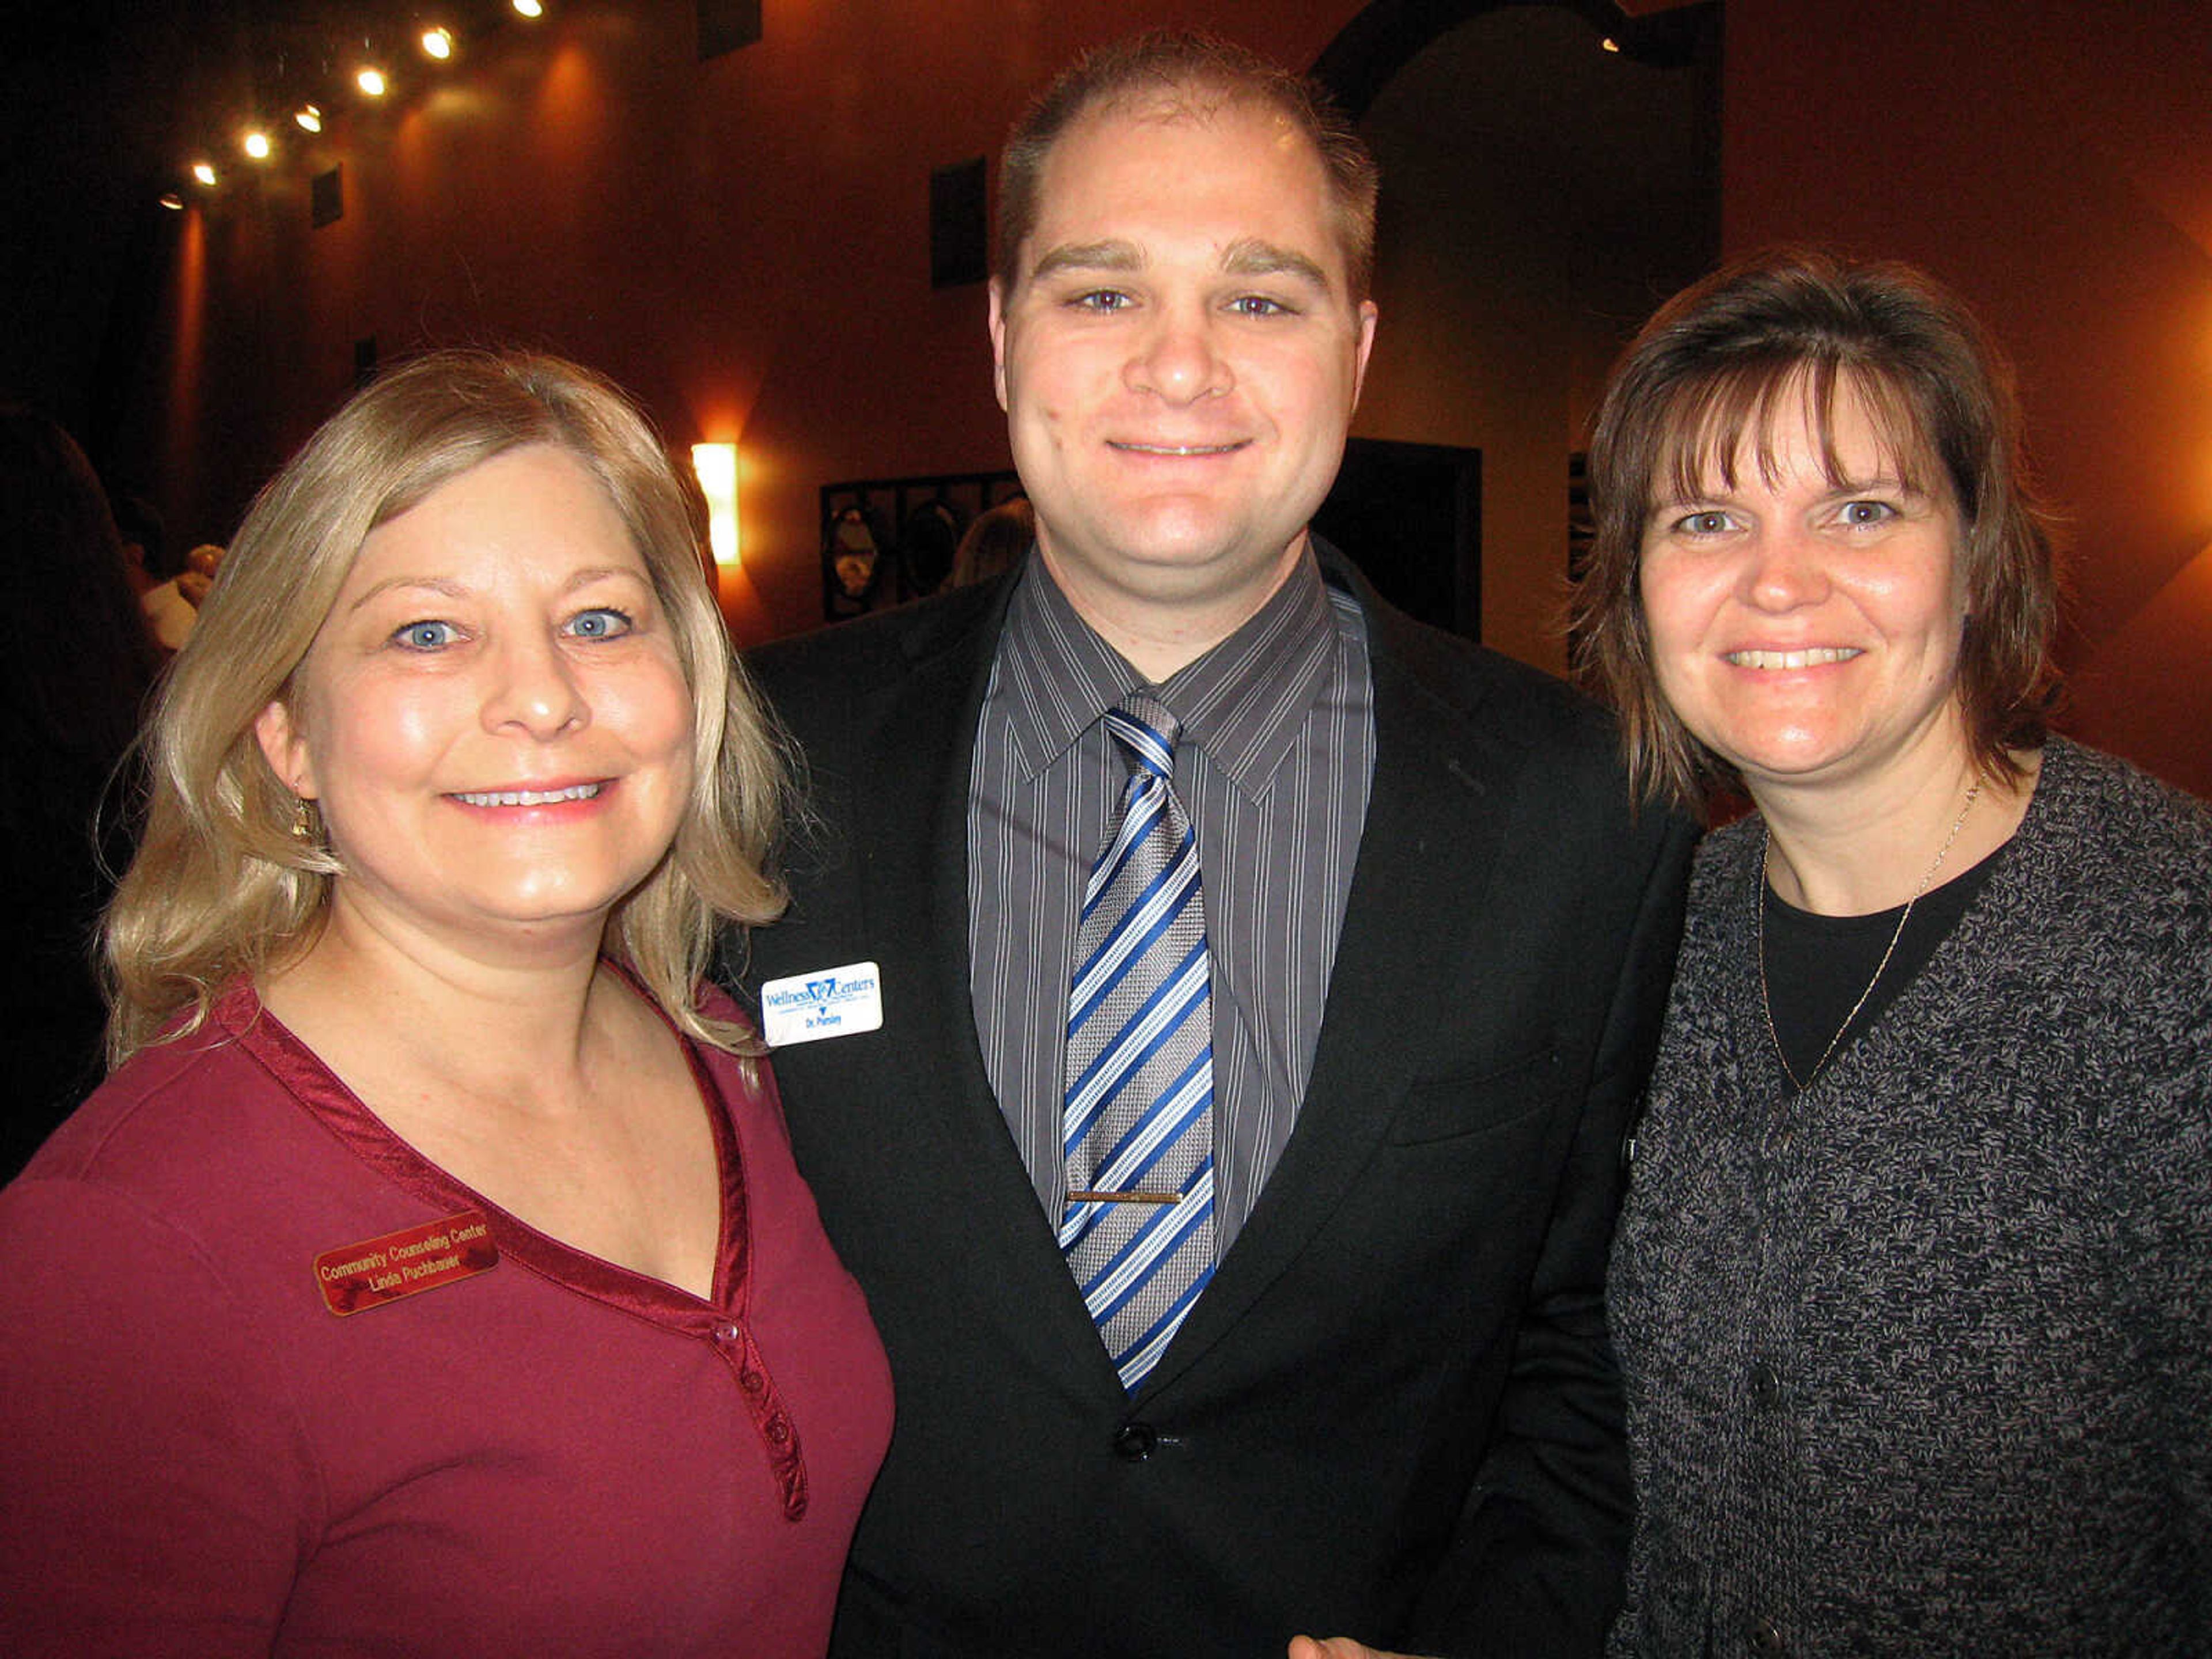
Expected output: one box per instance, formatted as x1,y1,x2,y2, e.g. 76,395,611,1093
0,351,889,1656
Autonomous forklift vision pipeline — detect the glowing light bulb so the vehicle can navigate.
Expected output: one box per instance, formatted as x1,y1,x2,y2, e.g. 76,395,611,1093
160,191,185,211
691,444,740,568
295,103,323,132
243,129,272,161
192,161,218,187
422,26,453,59
512,0,543,16
358,66,388,96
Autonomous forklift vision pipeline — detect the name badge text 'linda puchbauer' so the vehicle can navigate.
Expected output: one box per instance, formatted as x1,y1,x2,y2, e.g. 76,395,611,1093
759,962,884,1047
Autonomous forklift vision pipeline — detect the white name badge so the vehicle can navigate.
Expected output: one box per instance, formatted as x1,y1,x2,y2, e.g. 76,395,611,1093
759,962,885,1047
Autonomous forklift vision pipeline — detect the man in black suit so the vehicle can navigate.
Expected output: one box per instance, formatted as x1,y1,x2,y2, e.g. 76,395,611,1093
733,31,1691,1659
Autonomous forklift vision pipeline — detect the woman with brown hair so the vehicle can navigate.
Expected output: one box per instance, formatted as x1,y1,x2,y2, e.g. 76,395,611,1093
0,351,888,1656
1574,249,2210,1654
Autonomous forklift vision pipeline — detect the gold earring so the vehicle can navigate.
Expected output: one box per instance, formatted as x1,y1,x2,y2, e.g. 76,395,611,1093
290,796,319,844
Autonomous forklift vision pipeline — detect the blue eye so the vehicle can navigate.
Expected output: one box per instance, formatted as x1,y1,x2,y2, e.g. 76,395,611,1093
565,608,632,640
393,620,457,651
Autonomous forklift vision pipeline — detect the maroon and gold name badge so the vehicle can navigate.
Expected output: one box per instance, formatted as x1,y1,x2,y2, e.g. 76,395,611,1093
313,1210,498,1317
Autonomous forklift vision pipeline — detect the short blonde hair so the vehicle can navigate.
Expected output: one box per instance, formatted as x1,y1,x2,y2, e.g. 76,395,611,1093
105,350,786,1063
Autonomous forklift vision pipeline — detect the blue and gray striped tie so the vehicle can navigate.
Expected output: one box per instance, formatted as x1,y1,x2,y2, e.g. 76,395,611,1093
1061,691,1216,1392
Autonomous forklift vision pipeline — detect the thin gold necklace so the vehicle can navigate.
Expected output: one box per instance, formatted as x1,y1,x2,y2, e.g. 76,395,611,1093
1758,778,1982,1090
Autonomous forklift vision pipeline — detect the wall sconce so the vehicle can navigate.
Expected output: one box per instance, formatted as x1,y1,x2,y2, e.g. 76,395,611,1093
691,443,740,568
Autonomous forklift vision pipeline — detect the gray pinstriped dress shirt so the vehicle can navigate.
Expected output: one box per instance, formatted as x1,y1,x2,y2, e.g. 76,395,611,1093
966,547,1376,1252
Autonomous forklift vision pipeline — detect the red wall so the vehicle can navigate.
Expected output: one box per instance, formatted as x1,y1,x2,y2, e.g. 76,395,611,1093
1720,0,2212,796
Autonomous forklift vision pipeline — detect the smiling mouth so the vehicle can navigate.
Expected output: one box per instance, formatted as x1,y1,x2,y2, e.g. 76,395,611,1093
452,783,605,808
1724,647,1862,669
1108,441,1247,457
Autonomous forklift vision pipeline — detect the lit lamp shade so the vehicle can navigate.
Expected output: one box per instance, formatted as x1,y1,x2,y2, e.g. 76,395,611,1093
691,443,739,567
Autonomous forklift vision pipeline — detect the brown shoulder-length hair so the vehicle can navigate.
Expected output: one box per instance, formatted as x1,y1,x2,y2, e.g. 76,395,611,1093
104,350,788,1063
993,29,1380,303
1570,247,2063,816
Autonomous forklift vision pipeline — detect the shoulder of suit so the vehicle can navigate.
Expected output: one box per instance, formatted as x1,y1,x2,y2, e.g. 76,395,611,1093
1357,584,1620,760
744,578,1009,700
1311,533,1610,747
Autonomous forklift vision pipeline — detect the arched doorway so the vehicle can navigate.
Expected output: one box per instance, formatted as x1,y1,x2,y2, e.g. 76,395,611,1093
1310,1,1721,669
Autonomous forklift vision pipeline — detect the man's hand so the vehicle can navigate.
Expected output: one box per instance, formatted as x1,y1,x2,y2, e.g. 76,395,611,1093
1287,1638,1432,1659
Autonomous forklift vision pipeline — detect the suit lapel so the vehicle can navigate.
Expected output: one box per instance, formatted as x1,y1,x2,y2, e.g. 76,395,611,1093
843,583,1126,1392
1138,585,1530,1395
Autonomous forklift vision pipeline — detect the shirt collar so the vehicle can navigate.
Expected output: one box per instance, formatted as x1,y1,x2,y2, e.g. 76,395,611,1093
995,544,1344,797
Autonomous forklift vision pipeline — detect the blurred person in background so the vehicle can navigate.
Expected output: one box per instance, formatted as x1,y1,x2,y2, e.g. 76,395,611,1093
0,401,159,1179
949,494,1034,588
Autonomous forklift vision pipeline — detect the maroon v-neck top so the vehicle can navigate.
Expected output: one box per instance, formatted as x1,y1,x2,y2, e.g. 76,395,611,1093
0,977,891,1657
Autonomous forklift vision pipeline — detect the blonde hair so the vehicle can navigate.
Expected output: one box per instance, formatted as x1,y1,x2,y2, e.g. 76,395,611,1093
104,350,787,1063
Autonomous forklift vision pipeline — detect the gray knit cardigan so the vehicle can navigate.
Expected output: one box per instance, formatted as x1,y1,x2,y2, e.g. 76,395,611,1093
1607,738,2212,1656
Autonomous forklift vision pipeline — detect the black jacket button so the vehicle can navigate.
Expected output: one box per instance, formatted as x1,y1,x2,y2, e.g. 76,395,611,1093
1112,1423,1156,1461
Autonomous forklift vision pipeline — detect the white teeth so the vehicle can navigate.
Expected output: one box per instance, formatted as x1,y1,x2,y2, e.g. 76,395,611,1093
1113,442,1238,456
1725,647,1861,670
454,783,604,808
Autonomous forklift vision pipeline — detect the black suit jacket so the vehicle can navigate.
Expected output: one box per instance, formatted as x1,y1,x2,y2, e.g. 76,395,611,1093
731,547,1692,1659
